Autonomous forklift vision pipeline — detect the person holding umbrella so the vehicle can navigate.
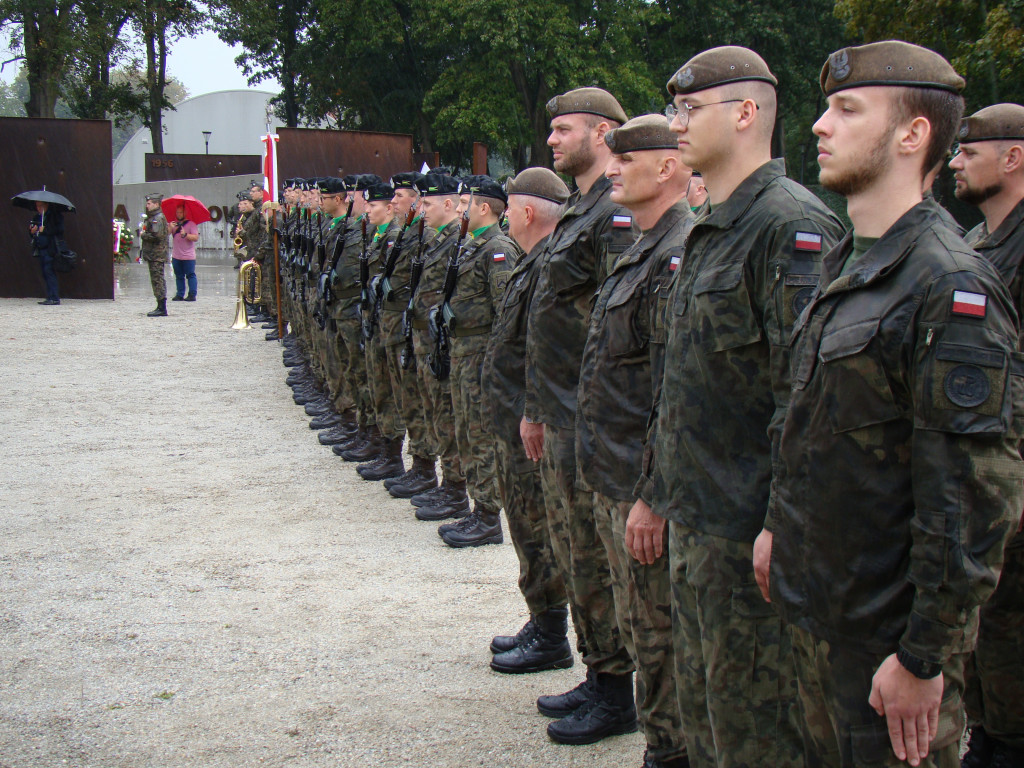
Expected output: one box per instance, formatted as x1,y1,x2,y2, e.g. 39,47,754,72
12,187,75,305
167,202,200,301
140,192,169,317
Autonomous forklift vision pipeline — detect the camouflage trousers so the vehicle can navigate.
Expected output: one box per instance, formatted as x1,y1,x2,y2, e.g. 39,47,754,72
540,424,632,675
365,322,404,441
324,319,355,414
964,531,1024,749
260,250,278,319
451,350,501,512
495,439,565,615
595,493,684,763
789,625,964,768
413,331,463,484
382,315,431,459
336,311,375,428
668,523,803,768
146,257,166,301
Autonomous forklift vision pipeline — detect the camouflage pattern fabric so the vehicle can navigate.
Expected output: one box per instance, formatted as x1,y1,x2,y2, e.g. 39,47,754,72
364,221,403,439
413,331,461,483
140,210,168,301
147,258,166,301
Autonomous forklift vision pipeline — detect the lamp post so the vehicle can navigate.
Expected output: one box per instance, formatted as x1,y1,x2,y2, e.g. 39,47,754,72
203,131,212,155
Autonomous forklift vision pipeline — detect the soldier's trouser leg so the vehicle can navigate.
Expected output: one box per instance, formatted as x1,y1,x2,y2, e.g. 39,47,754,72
540,424,632,675
669,523,803,768
964,533,1024,749
596,493,684,763
789,624,964,768
366,331,402,440
327,322,354,414
385,334,431,458
450,351,500,511
495,441,566,615
414,332,462,484
338,314,374,428
148,259,166,301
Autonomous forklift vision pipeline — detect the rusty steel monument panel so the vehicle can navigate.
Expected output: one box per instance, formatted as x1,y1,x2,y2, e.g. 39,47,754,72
276,128,415,183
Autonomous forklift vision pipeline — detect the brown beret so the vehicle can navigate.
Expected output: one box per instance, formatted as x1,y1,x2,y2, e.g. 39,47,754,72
667,46,777,96
605,114,679,153
958,103,1024,144
820,41,965,96
505,167,570,205
546,87,628,125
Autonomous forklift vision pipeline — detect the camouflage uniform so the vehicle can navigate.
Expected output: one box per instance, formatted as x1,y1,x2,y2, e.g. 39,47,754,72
767,199,1024,767
637,159,842,768
445,222,519,513
524,174,636,674
257,211,279,319
578,202,693,764
320,213,354,413
961,197,1024,751
412,219,465,485
365,220,404,440
140,209,168,301
482,235,566,614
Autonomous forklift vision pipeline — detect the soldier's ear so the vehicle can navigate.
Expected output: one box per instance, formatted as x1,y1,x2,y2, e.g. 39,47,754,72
1003,144,1024,175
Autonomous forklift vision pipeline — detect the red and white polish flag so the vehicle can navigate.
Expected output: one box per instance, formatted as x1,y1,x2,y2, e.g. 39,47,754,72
952,290,987,318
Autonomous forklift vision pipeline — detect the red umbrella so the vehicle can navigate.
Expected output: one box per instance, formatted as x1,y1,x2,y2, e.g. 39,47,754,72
161,194,211,225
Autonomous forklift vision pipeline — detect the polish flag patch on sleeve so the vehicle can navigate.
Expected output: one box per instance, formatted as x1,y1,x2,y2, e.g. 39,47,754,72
493,252,506,262
794,231,823,252
669,255,681,271
612,214,633,228
952,290,987,318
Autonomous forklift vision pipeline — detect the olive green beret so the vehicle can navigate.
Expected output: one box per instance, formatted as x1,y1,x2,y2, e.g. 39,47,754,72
958,103,1024,144
820,41,964,96
504,168,570,205
667,46,777,96
546,87,628,125
605,114,679,153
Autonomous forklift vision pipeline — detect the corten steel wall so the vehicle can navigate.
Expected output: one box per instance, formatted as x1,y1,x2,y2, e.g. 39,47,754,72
1,117,114,300
276,128,414,181
144,154,262,182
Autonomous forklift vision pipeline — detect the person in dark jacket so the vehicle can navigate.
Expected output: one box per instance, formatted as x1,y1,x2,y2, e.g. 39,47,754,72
29,201,63,305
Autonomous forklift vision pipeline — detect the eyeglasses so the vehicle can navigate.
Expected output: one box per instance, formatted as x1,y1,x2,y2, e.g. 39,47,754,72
664,99,752,127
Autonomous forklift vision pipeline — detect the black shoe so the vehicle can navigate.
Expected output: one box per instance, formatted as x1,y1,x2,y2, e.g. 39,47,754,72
147,299,168,317
293,390,323,406
309,412,340,430
963,727,995,768
387,459,437,498
304,401,333,417
437,512,475,537
38,299,60,305
357,439,405,481
318,425,353,445
262,322,277,329
337,429,382,462
185,294,196,301
411,485,448,508
171,295,185,301
265,331,280,341
490,609,572,674
442,508,503,548
283,356,305,368
491,617,538,654
546,673,637,745
415,488,471,521
538,670,597,718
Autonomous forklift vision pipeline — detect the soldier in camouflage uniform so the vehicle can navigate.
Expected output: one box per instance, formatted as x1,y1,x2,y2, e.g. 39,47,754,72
485,168,572,673
577,115,694,768
756,42,1024,768
140,192,169,317
641,48,843,768
521,87,639,746
949,103,1024,768
433,175,520,548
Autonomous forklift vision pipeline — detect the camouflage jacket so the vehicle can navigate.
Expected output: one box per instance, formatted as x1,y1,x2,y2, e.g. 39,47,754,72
365,220,401,316
411,219,462,329
243,208,266,257
327,215,367,319
768,198,1024,665
447,223,520,358
578,202,694,501
639,159,843,543
139,210,168,261
524,176,637,429
379,215,434,346
482,236,550,475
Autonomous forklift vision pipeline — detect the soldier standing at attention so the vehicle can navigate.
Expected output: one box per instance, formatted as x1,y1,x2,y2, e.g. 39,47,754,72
578,114,695,768
947,103,1024,768
522,87,639,745
642,47,843,767
140,192,169,317
755,42,1023,768
484,168,572,672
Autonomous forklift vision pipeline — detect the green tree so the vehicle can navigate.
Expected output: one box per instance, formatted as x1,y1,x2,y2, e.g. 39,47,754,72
0,0,78,117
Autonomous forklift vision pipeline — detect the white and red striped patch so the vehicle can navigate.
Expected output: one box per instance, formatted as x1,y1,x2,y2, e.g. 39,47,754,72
612,214,633,228
493,252,506,262
794,231,823,252
669,255,681,272
952,290,987,318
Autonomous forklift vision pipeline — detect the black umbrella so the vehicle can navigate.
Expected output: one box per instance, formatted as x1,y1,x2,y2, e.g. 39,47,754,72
11,187,76,213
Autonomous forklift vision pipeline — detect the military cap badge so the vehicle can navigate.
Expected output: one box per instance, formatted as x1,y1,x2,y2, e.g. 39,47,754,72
830,50,851,82
676,68,695,90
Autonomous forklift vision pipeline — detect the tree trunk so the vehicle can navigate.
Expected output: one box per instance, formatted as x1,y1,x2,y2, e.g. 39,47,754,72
21,3,66,118
144,6,165,153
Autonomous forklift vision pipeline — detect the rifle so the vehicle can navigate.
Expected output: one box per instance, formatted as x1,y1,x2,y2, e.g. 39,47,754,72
400,217,428,371
367,205,418,342
316,195,357,326
427,206,471,380
357,217,370,349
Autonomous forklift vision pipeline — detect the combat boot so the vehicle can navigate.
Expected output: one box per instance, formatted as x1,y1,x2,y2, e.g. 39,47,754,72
415,482,470,521
146,299,168,317
304,400,333,417
386,456,438,498
265,330,280,341
411,485,448,508
331,427,368,453
283,352,306,367
309,411,340,430
963,727,996,768
318,425,352,445
546,672,638,745
490,608,572,674
491,616,538,654
293,387,323,406
286,370,311,387
337,426,383,462
441,506,503,548
537,669,597,718
357,438,406,481
437,511,475,537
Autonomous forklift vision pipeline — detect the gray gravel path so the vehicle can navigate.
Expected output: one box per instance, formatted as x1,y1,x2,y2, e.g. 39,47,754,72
0,261,641,768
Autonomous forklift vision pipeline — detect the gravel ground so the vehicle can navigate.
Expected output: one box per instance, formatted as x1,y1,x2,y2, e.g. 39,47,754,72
0,260,642,768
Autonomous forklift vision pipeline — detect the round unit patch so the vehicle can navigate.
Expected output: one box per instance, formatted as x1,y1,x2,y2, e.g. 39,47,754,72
792,287,814,318
944,364,991,408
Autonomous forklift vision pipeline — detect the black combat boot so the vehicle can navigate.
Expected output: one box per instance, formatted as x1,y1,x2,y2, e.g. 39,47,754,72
537,669,597,718
441,506,503,548
318,425,351,445
410,485,448,508
491,616,537,654
337,426,383,462
304,400,333,417
293,387,323,406
265,330,280,341
415,482,470,521
437,510,475,537
147,299,168,317
331,427,367,453
309,411,340,430
963,727,996,768
546,672,638,745
283,352,306,367
386,456,438,498
357,437,406,481
490,607,573,674
286,367,311,386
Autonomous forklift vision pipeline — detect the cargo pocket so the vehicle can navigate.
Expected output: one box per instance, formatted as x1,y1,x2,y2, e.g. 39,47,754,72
691,260,762,352
819,318,899,433
917,337,1009,434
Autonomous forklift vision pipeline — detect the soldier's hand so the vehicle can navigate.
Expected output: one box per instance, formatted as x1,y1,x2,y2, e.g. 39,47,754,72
625,499,665,565
520,418,545,462
753,528,773,602
868,654,942,767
